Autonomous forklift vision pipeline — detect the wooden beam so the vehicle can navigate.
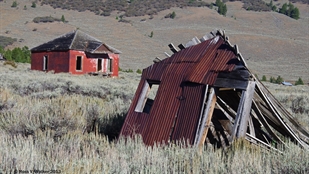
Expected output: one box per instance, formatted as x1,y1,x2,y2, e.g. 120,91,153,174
255,82,309,149
216,96,236,122
245,133,283,153
248,115,256,143
178,44,185,50
168,43,179,53
196,87,217,150
231,81,256,141
134,81,150,112
194,85,209,145
252,100,284,145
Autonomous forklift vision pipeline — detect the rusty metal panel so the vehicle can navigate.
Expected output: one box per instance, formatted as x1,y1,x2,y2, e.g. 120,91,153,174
170,83,206,144
120,34,244,146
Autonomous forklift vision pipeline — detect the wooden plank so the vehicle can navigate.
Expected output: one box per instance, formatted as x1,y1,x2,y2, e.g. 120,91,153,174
245,133,282,153
134,81,150,112
248,115,256,139
168,43,179,53
256,80,309,139
194,85,209,145
255,82,309,149
252,100,284,145
178,44,185,50
196,87,217,149
215,102,234,124
217,96,237,121
214,78,248,90
231,81,256,140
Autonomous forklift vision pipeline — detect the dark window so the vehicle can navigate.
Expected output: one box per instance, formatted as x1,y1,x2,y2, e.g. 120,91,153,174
97,59,102,72
109,58,113,72
135,80,160,114
76,56,82,71
43,55,48,71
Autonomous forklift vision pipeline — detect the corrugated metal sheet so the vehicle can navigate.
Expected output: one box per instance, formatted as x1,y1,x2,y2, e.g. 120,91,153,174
120,33,245,146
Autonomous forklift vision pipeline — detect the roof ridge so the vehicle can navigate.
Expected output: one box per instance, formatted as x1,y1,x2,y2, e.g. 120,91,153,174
69,30,78,49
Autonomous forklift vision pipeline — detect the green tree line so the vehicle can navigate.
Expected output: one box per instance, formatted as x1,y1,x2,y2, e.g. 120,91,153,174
278,2,300,20
0,46,31,63
261,75,304,86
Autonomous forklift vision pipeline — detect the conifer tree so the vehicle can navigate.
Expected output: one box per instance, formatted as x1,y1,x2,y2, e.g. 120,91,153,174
295,77,304,85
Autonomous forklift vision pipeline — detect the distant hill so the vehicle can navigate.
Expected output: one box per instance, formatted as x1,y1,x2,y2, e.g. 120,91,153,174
0,0,308,83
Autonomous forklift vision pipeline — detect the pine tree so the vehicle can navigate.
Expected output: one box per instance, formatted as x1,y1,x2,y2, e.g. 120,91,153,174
295,77,304,85
61,15,66,23
291,7,300,20
275,76,284,84
222,4,227,16
279,3,287,14
262,75,267,81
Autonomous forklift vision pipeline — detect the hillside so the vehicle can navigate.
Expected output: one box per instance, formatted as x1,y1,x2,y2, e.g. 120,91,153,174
0,0,308,82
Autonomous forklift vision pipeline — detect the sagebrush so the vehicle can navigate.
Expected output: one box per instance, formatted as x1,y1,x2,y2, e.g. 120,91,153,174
0,62,309,173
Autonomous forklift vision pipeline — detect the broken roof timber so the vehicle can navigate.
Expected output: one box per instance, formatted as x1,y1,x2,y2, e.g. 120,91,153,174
120,30,309,151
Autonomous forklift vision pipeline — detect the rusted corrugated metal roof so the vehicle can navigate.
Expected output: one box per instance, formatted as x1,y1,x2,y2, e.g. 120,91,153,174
120,30,309,150
120,31,246,146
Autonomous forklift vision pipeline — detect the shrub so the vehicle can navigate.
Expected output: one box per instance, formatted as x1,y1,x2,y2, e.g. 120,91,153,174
295,77,304,85
123,69,134,73
267,0,277,11
149,31,154,38
242,0,271,11
261,75,267,81
0,36,17,48
136,69,142,74
39,0,210,18
11,1,17,8
276,75,284,84
215,0,227,16
291,96,306,114
33,16,61,23
165,11,176,19
269,76,276,83
3,60,17,68
31,2,36,8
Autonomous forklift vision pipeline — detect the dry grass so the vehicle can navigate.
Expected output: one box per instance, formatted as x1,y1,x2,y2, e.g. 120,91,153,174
0,0,308,82
0,61,309,173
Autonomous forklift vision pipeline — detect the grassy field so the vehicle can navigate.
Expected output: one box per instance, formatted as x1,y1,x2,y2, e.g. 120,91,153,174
1,0,309,82
0,62,309,173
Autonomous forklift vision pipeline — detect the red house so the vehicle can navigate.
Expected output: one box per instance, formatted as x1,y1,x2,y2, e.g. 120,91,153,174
31,30,121,77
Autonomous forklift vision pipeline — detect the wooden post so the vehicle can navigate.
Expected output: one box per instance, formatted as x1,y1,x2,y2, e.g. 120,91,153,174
197,87,217,150
231,81,255,141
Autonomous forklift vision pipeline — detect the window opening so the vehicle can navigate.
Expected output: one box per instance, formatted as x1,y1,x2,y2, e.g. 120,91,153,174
108,58,113,72
43,55,48,71
135,80,160,114
76,56,82,71
97,59,102,72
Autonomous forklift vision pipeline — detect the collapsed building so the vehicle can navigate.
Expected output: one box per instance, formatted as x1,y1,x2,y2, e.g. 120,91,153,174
120,30,309,150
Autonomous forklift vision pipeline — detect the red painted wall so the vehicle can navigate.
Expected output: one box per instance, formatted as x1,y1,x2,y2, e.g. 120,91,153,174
69,50,97,75
108,53,119,77
31,50,119,77
31,51,70,73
